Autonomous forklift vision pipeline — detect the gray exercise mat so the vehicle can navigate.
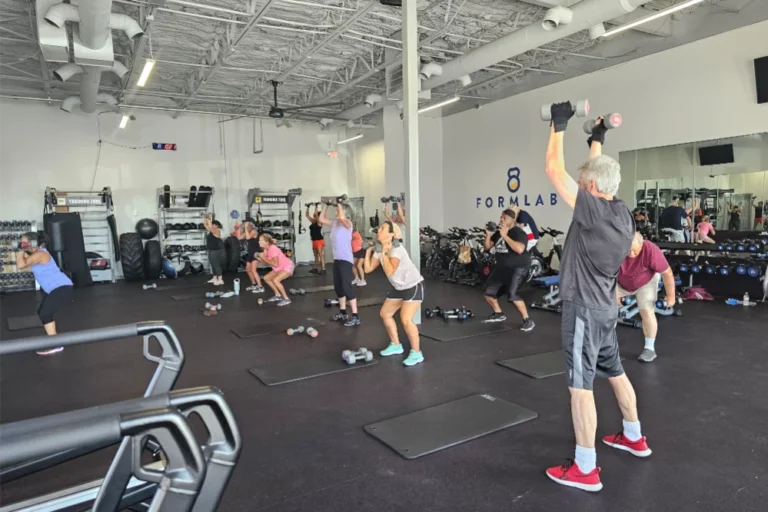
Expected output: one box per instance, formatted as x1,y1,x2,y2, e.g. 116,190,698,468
303,285,336,293
172,293,203,301
420,320,512,342
497,350,625,379
232,318,325,339
249,354,378,386
7,315,43,331
496,350,566,379
364,394,537,459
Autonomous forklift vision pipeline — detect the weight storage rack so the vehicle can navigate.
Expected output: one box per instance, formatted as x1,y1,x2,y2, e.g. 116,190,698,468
157,187,214,273
246,188,301,263
0,220,39,293
44,187,117,283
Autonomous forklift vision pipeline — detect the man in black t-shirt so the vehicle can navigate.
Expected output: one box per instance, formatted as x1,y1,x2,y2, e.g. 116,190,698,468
659,199,694,242
482,209,534,331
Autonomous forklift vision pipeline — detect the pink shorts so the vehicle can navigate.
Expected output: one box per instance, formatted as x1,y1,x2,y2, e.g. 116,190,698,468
274,263,294,275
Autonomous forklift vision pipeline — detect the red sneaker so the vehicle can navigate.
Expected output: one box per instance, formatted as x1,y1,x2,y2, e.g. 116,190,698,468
545,459,603,492
602,431,652,457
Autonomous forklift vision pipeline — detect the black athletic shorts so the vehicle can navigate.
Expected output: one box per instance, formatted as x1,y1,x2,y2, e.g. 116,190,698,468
483,264,529,302
333,260,356,300
38,285,73,324
385,281,424,302
561,300,625,391
353,249,366,259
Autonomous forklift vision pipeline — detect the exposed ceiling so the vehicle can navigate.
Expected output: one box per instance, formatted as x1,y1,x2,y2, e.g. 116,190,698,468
0,0,765,123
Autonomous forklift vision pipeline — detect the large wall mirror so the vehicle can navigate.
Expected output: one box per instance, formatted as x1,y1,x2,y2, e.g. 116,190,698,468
620,133,767,239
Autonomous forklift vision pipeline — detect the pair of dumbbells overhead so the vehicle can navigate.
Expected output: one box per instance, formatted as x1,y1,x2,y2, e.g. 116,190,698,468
540,100,623,134
322,194,348,206
289,288,306,296
286,326,319,338
342,348,373,365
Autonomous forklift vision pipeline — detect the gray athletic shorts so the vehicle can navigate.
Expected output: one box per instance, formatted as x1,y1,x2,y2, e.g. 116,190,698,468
561,300,624,391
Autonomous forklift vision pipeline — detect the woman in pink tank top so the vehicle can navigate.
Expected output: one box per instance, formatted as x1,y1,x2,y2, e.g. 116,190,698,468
258,234,294,306
696,215,716,244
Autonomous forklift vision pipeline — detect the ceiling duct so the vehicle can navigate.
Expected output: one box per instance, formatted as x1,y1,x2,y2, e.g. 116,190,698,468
60,92,117,113
335,0,652,121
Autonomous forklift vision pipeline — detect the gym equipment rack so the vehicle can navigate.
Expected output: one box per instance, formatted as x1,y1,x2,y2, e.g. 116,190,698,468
0,220,40,293
44,187,117,283
246,188,301,263
157,187,214,273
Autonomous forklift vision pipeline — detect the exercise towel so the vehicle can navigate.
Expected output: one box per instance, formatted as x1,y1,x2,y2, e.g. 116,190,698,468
682,287,714,301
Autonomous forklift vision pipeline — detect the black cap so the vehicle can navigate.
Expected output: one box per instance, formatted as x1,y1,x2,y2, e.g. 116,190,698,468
501,209,517,220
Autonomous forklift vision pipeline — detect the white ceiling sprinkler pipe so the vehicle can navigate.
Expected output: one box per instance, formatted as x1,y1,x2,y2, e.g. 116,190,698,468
589,23,606,39
364,94,382,107
110,13,144,41
419,62,443,80
78,0,114,49
542,6,574,31
458,75,472,87
44,3,80,29
53,63,84,82
110,60,129,79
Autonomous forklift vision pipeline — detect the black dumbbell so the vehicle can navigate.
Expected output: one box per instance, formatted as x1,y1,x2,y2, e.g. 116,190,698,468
424,307,442,318
486,221,497,232
441,307,474,322
324,298,339,308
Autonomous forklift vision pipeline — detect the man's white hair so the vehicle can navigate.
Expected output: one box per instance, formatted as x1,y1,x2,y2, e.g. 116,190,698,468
578,155,621,196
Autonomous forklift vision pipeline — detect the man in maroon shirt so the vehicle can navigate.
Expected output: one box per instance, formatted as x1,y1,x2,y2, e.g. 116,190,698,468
617,233,677,363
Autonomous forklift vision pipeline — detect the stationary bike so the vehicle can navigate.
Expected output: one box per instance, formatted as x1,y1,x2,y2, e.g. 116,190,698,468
527,227,564,281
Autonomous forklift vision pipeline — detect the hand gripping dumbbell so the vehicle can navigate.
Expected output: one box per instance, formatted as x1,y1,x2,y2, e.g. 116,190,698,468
306,327,319,338
582,113,623,134
204,302,222,311
142,283,157,290
655,297,682,310
342,348,373,365
424,306,443,318
540,100,589,122
324,298,340,307
289,288,306,296
286,326,305,336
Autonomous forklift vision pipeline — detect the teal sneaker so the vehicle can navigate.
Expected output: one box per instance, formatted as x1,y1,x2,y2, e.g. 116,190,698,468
402,350,424,367
380,343,404,357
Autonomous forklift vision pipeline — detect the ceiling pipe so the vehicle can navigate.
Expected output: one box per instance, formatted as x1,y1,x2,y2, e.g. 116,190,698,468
334,0,652,121
79,67,103,113
60,92,116,113
53,60,128,82
45,2,143,48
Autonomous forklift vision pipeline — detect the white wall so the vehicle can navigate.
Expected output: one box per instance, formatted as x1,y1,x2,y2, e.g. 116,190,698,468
442,20,768,232
0,101,349,264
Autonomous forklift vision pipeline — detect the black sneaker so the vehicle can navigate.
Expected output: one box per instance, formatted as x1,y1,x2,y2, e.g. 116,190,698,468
344,315,360,327
484,312,507,323
521,318,535,332
309,268,318,274
330,312,348,322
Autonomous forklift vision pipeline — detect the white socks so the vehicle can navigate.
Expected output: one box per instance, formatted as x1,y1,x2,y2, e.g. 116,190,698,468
575,445,596,473
644,337,655,351
623,420,642,441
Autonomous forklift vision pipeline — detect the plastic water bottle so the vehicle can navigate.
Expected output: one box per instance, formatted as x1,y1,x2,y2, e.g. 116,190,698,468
743,292,749,306
234,278,240,296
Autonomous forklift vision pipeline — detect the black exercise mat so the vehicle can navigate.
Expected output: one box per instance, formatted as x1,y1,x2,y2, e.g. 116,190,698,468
303,285,336,293
364,394,537,459
172,293,203,301
357,297,384,307
249,354,378,386
497,350,625,379
420,320,512,342
7,315,43,331
231,318,325,339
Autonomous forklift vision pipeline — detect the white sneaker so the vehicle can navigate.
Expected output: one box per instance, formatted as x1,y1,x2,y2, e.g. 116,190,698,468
357,280,367,287
214,278,224,286
245,285,256,291
352,278,360,285
251,286,265,294
207,277,217,284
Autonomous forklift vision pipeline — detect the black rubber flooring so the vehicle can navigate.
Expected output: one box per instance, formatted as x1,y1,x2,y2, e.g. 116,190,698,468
1,267,767,511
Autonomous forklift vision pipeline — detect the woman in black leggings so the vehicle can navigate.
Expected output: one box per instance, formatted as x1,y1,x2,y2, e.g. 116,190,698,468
203,214,226,285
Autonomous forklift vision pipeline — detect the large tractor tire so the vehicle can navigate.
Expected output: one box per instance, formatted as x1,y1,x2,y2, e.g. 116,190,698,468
119,233,145,281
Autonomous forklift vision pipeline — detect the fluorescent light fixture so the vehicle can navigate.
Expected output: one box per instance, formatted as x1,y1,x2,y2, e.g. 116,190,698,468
136,59,155,87
119,115,130,129
602,0,705,37
418,96,459,114
337,133,363,145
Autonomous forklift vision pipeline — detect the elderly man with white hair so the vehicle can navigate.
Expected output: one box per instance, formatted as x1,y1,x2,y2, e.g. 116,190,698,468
542,103,651,493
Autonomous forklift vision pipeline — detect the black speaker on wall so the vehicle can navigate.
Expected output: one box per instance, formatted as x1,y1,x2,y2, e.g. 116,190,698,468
756,56,768,104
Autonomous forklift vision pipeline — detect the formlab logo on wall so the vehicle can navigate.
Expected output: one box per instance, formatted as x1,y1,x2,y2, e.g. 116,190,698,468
475,167,558,209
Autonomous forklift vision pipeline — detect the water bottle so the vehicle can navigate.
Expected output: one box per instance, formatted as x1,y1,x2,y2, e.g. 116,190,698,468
743,292,749,306
234,278,240,296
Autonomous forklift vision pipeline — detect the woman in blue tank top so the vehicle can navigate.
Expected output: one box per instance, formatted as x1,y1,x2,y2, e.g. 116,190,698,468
16,232,73,355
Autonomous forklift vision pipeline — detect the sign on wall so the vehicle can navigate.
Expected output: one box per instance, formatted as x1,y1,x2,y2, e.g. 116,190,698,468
475,167,558,209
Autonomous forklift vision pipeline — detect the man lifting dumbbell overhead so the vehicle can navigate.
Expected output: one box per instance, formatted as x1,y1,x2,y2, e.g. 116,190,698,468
15,232,73,354
235,221,265,293
363,221,425,366
543,102,650,492
305,203,326,274
483,210,534,331
319,197,360,327
617,233,676,363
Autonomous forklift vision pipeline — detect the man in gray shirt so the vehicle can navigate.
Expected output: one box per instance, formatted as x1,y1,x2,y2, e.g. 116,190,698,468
543,103,651,493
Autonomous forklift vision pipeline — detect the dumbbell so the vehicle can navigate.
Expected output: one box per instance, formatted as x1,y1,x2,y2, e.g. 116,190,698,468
306,327,318,338
717,264,731,276
746,265,763,278
286,326,305,336
691,263,702,274
486,221,497,232
678,261,691,273
324,194,348,206
257,298,264,305
655,297,682,309
342,348,373,365
582,113,623,134
204,302,222,311
734,261,749,276
704,263,716,275
540,100,589,122
424,306,443,318
142,283,157,290
289,288,306,295
205,291,225,298
441,307,474,322
324,298,339,307
735,242,747,252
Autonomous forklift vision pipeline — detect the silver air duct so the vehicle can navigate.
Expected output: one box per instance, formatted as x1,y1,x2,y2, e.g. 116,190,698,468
60,92,116,113
54,60,126,82
79,66,102,113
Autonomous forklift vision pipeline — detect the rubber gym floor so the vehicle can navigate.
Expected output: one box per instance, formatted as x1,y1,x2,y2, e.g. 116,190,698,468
1,267,766,512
